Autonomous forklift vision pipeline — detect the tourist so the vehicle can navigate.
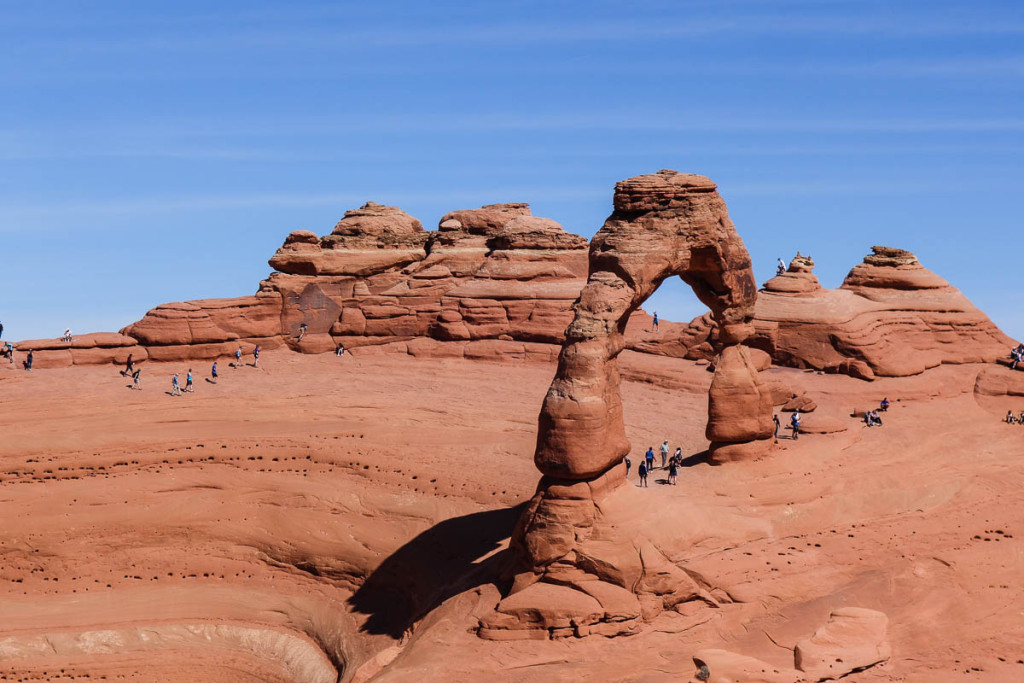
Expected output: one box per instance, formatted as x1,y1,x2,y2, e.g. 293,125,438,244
124,353,134,377
879,397,890,411
1019,410,1024,424
659,440,669,469
773,414,781,440
668,459,678,485
790,410,800,439
132,368,141,390
61,328,72,342
637,461,648,487
234,345,243,367
1011,345,1023,370
1006,411,1016,424
777,258,786,276
4,342,13,364
297,323,308,341
335,342,346,357
624,455,631,476
185,369,194,393
864,411,874,427
645,446,655,473
24,350,33,371
652,311,659,331
673,446,682,464
171,374,181,396
211,361,219,384
253,345,260,368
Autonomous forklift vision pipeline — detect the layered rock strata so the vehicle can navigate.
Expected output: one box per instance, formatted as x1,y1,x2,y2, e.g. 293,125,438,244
479,170,774,640
676,248,1013,379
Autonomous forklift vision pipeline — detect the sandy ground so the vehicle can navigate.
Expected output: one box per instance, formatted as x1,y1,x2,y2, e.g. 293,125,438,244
0,350,1022,682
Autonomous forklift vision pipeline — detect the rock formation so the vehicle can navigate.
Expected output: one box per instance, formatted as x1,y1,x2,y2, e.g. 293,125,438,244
478,170,774,640
677,247,1013,379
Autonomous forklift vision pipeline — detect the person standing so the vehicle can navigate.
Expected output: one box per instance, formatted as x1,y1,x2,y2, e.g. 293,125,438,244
790,410,801,440
773,414,781,440
185,369,194,393
211,361,219,384
253,345,260,368
124,353,134,377
24,349,33,371
645,446,655,474
673,446,682,465
659,441,669,469
652,311,659,331
668,459,678,486
624,455,631,477
132,368,142,390
0,320,4,339
637,461,648,487
5,342,13,365
234,346,243,367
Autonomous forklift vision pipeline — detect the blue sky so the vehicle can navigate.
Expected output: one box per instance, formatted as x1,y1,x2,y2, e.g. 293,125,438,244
1,0,1022,342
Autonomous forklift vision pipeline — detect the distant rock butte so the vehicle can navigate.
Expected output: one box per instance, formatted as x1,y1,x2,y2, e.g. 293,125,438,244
11,204,1014,378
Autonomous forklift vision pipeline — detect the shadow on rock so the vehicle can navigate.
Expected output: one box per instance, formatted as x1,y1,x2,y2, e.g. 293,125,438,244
348,504,523,638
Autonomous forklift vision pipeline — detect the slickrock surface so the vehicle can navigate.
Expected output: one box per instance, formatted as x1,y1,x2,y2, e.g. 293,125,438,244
2,350,1023,681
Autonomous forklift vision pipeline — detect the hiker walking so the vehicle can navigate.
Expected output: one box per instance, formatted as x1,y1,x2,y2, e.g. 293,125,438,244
171,374,181,396
234,345,243,367
253,345,260,368
297,323,308,341
132,368,141,390
124,353,134,377
211,361,219,384
185,369,194,392
652,311,659,331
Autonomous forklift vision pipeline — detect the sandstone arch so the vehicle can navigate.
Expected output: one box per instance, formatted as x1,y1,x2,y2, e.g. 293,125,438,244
479,170,775,640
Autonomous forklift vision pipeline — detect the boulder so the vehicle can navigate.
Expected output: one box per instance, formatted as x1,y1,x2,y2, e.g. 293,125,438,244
794,607,891,679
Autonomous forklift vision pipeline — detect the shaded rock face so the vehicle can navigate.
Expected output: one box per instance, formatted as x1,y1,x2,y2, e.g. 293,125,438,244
483,170,773,640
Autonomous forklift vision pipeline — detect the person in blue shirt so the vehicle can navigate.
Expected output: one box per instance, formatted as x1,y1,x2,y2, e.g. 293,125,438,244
644,446,655,473
171,374,181,396
211,362,218,384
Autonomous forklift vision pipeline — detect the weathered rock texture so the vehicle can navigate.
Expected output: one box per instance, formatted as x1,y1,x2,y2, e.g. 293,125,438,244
480,170,774,640
681,247,1013,380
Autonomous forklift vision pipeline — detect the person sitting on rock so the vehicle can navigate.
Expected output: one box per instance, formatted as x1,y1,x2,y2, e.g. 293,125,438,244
864,411,874,427
637,461,648,487
790,410,800,439
1019,411,1024,425
870,410,883,427
1006,410,1017,424
297,323,308,341
1011,346,1023,370
335,342,345,357
61,328,72,342
776,257,786,276
879,397,890,411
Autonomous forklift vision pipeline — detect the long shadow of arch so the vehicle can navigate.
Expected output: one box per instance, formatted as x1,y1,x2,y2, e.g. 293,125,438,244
347,504,524,638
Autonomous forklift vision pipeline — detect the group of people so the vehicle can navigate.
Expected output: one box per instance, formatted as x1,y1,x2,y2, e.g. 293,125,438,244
1004,410,1024,424
119,344,261,395
626,440,684,487
1010,344,1024,370
864,397,889,427
772,411,802,440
